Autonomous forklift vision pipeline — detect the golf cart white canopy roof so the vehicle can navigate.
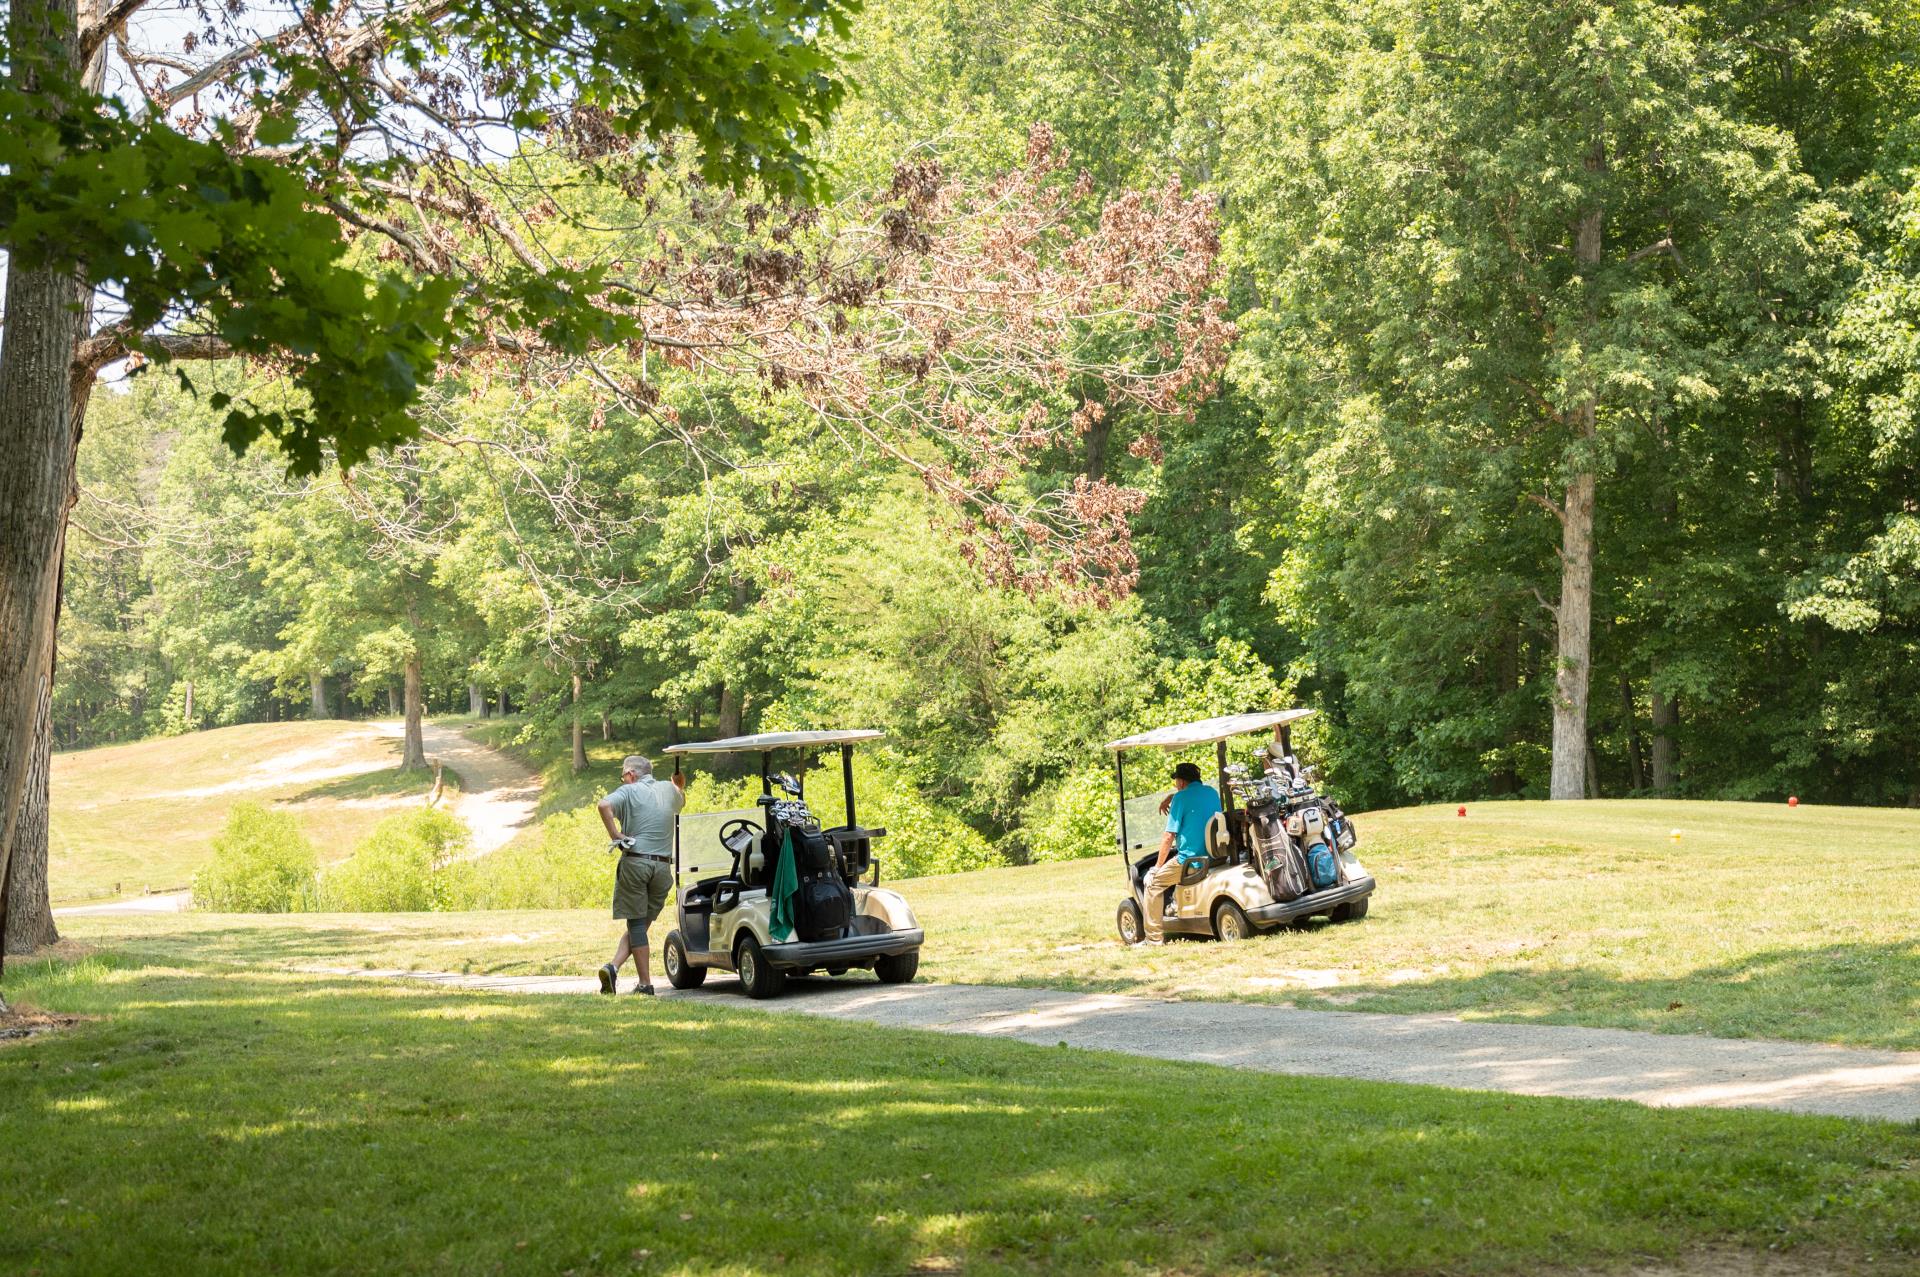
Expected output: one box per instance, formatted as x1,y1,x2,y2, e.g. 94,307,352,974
1105,709,1314,753
664,729,884,755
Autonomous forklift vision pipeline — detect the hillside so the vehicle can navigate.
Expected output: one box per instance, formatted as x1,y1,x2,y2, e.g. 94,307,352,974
48,721,441,905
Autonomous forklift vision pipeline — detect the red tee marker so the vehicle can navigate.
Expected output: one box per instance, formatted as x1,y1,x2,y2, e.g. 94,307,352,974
1787,795,1799,808
1457,805,1467,817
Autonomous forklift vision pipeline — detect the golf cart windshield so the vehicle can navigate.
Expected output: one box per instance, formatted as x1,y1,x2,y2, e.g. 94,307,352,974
677,807,759,886
1121,789,1172,853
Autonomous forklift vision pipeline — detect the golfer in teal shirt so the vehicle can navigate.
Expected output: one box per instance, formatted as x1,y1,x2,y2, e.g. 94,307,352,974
1142,761,1222,941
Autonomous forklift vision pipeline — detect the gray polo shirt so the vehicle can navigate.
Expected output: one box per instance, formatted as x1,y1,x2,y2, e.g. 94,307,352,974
604,777,685,858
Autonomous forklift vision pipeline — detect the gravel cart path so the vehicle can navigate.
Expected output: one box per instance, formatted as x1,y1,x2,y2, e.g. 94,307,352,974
296,967,1920,1123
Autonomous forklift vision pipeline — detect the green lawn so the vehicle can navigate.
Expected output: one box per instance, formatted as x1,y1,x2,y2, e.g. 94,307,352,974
3,953,1916,1277
63,799,1920,1050
50,721,448,904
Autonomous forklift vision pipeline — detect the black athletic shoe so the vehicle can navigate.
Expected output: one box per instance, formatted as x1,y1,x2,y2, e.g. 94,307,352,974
631,983,656,996
597,963,617,995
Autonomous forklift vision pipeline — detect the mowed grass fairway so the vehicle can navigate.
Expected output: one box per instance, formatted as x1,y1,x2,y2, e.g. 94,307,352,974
50,722,447,904
3,955,1917,1277
62,800,1920,1049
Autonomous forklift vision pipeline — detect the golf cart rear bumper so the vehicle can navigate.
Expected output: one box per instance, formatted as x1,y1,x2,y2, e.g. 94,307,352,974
1250,876,1375,925
763,928,924,969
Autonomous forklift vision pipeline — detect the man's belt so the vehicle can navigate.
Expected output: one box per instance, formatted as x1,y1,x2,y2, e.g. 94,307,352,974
622,850,670,863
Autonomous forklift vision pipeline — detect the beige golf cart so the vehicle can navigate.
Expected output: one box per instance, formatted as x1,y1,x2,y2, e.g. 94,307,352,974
1109,710,1376,943
658,729,925,999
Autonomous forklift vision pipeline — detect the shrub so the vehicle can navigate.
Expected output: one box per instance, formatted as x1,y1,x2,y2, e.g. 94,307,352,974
317,807,469,912
451,808,613,911
191,802,318,912
810,755,1001,879
1023,767,1121,863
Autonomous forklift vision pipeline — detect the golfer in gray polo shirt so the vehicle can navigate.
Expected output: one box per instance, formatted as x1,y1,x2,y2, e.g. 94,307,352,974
595,754,685,994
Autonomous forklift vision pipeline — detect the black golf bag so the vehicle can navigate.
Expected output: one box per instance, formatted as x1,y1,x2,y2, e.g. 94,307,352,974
784,822,853,942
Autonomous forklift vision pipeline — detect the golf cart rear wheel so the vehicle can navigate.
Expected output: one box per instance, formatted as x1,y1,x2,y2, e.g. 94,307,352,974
874,950,919,984
663,932,706,990
1213,900,1253,942
1116,898,1144,945
734,934,785,999
1330,897,1370,923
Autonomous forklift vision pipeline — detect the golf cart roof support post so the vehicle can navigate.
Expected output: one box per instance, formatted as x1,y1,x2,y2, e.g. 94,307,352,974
842,744,856,828
1115,750,1129,862
1280,724,1293,757
760,752,772,797
1216,739,1233,814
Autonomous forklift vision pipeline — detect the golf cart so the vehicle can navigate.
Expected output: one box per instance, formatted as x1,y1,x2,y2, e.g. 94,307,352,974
1108,710,1376,943
657,729,925,999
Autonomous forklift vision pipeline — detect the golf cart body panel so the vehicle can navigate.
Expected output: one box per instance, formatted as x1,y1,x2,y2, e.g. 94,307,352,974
1109,709,1377,942
661,731,924,995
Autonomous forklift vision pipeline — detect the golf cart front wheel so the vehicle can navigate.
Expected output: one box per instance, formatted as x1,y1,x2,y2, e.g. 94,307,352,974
874,950,919,984
1213,900,1253,942
1117,898,1144,945
663,932,706,990
1330,897,1370,923
734,934,785,999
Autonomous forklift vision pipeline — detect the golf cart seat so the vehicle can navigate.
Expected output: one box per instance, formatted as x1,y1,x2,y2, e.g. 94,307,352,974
1205,812,1232,866
1132,851,1212,889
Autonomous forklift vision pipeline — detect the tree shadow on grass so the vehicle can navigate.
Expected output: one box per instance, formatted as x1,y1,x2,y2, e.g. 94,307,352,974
1289,939,1920,1052
3,957,1919,1276
283,764,436,805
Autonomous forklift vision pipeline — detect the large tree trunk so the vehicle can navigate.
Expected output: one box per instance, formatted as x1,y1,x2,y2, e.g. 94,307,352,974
716,684,742,739
1550,152,1604,801
495,687,509,717
5,675,60,956
1650,687,1678,791
1549,467,1596,800
0,0,86,992
570,668,587,773
401,659,427,770
468,681,484,716
309,671,329,718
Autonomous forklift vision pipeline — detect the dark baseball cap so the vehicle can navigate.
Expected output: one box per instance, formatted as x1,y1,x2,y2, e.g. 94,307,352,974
1171,761,1204,784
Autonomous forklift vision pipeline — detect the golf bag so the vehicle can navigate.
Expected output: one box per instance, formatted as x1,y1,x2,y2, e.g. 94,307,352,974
1248,804,1310,901
785,823,854,942
1287,804,1341,889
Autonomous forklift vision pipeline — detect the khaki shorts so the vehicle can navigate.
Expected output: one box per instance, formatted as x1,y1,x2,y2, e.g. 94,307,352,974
612,855,672,928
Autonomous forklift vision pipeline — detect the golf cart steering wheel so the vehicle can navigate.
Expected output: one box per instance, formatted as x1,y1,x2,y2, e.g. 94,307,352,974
717,817,763,876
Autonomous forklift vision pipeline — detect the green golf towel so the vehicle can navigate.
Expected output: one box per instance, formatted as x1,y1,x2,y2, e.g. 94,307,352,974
768,828,799,943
